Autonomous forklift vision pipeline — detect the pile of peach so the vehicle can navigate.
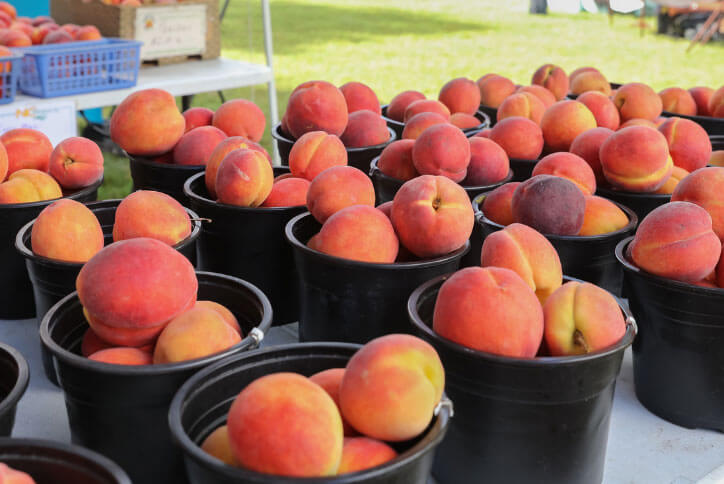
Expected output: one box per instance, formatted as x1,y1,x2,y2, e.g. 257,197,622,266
434,223,627,358
0,462,35,483
0,5,102,47
199,334,445,477
0,131,104,204
76,237,241,365
30,189,192,263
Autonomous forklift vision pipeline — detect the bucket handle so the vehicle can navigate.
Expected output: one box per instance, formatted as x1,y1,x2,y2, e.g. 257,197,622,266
190,217,212,224
434,397,454,419
248,327,265,349
625,315,638,336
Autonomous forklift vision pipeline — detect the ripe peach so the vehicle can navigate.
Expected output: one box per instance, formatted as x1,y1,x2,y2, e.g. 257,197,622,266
288,131,347,181
497,92,545,124
402,112,448,140
619,118,658,130
113,190,192,245
0,169,62,204
89,347,153,365
577,91,620,131
172,126,227,166
1,128,53,175
412,124,470,182
205,137,270,197
489,116,544,160
340,81,381,115
60,24,79,36
672,167,724,240
310,369,357,437
340,110,389,148
0,2,16,19
0,463,36,484
512,175,586,235
285,80,348,138
261,177,310,207
449,113,481,130
48,136,104,189
464,137,509,186
403,99,450,122
613,82,663,122
438,77,481,115
481,182,520,226
194,300,241,334
0,140,7,182
42,29,72,44
377,139,417,181
9,22,33,38
82,328,115,357
654,166,689,195
477,74,516,108
30,23,58,44
540,100,597,152
338,438,397,474
578,196,629,236
532,152,596,195
569,127,614,183
215,149,274,207
74,25,101,41
707,86,724,117
212,99,265,142
569,67,600,84
516,85,556,108
182,107,214,133
386,90,426,122
306,166,374,223
531,64,569,100
689,86,713,116
31,199,103,263
0,29,30,46
658,117,712,172
659,87,697,116
570,71,611,96
474,128,492,138
201,426,237,466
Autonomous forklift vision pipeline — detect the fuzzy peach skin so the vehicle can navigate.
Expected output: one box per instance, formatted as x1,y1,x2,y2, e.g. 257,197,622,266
449,113,481,130
630,201,721,282
689,86,713,116
0,29,30,46
474,128,492,139
212,99,266,142
438,77,480,115
312,205,399,263
88,347,153,365
194,300,241,334
654,166,689,195
391,175,474,258
377,139,417,181
532,152,596,195
481,223,563,304
183,107,214,133
658,117,712,172
110,88,185,157
569,127,614,183
310,368,357,437
577,91,620,131
172,126,227,166
403,99,451,122
0,463,36,484
306,166,375,223
512,175,586,236
672,167,724,241
433,266,544,357
41,30,72,45
569,66,601,83
411,124,470,182
0,138,6,182
337,437,398,474
489,116,544,160
659,87,697,116
48,137,104,189
569,71,611,96
0,128,53,175
227,372,344,477
201,426,238,466
261,177,310,207
619,118,658,130
77,238,198,346
578,196,629,236
0,2,16,18
340,110,390,148
599,126,673,192
613,83,663,122
81,328,113,357
540,100,598,153
215,149,274,207
711,151,724,167
497,92,545,125
708,86,724,118
477,74,516,108
543,281,626,356
113,190,192,246
288,131,347,181
463,137,509,186
339,334,444,442
74,25,101,41
516,85,556,108
31,199,103,263
205,137,270,197
531,64,569,100
402,112,449,140
0,169,62,204
481,182,520,226
386,90,426,122
285,80,348,139
340,81,381,115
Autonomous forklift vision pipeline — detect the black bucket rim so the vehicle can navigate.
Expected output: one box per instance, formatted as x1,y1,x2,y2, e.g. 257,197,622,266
38,270,273,376
596,185,673,202
380,104,404,130
126,151,207,171
408,273,637,368
0,177,103,210
661,110,724,125
285,212,471,270
14,199,202,269
168,341,453,483
0,342,29,421
0,436,132,484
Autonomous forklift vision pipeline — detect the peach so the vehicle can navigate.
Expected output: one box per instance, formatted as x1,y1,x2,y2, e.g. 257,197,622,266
0,463,36,484
654,165,689,195
306,166,375,223
201,426,237,466
60,24,79,36
386,90,426,122
577,91,620,130
338,438,397,474
261,177,310,207
512,175,586,235
227,372,343,476
516,85,556,108
310,369,357,437
463,137,509,186
31,199,104,263
672,167,724,240
0,141,7,182
489,116,544,160
481,182,520,226
630,201,721,282
0,2,16,19
412,123,470,182
339,334,443,441
474,128,492,138
340,110,389,148
205,137,270,197
613,83,663,122
481,223,562,304
89,347,153,365
578,196,629,236
391,175,474,258
403,99,450,122
540,100,597,152
570,71,611,96
1,128,53,175
0,29,30,46
182,107,214,133
110,88,185,157
42,29,72,44
340,81,381,115
659,87,697,116
599,126,673,192
172,126,227,166
113,190,192,245
711,151,724,167
433,266,544,357
77,238,198,347
285,80,348,138
449,113,481,130
532,152,596,195
31,17,54,27
531,64,569,100
10,22,34,38
82,328,114,357
707,86,724,118
543,281,626,356
74,25,101,41
212,99,265,142
376,200,393,218
48,136,104,189
215,149,274,207
0,12,10,28
619,118,658,129
31,23,58,44
477,74,516,108
497,92,545,124
658,117,712,172
689,86,713,116
569,127,614,183
402,112,448,140
194,300,241,334
569,67,600,84
0,169,62,204
288,131,347,181
377,139,417,181
438,77,481,115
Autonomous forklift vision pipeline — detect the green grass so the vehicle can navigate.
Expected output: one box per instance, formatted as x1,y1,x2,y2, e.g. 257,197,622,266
96,0,724,199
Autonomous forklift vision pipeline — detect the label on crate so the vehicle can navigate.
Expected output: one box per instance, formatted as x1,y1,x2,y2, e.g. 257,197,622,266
0,100,77,146
135,5,208,60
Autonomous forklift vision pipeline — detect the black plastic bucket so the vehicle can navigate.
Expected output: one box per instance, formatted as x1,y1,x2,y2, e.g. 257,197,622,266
380,105,404,139
711,135,724,154
509,157,539,182
0,342,29,436
408,275,636,484
0,179,102,320
0,437,131,484
39,271,272,484
661,111,724,136
271,124,294,166
477,105,498,127
616,237,724,431
595,186,669,224
473,192,638,296
184,171,304,326
285,212,468,343
168,342,452,483
128,154,204,204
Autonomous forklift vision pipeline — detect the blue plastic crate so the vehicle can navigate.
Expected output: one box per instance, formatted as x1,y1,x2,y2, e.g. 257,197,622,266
16,38,142,98
0,55,21,105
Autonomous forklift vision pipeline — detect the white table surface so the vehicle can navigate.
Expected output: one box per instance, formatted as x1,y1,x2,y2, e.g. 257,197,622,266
1,317,723,484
